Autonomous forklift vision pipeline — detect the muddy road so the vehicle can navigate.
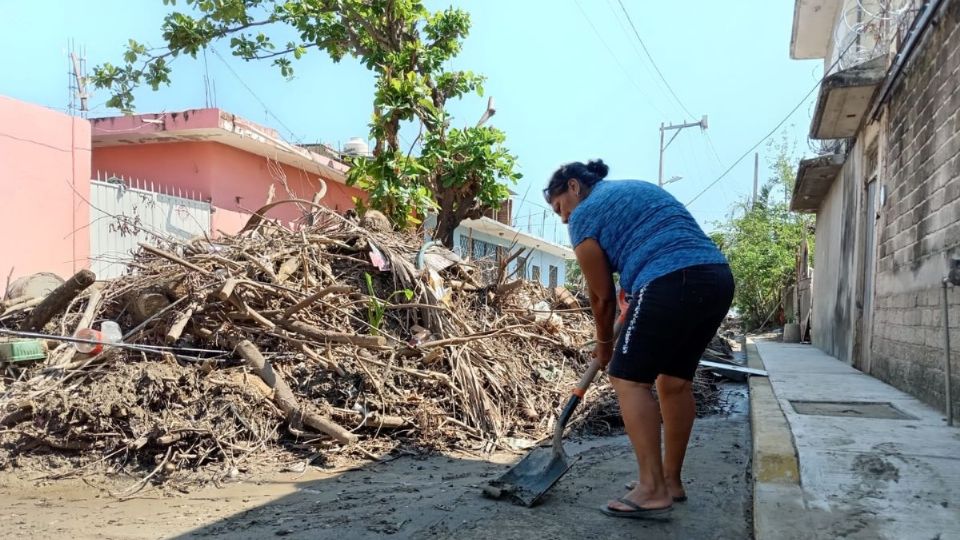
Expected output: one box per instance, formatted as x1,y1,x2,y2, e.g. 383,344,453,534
0,383,751,539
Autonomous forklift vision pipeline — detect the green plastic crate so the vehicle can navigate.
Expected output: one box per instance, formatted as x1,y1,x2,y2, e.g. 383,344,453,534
0,340,47,363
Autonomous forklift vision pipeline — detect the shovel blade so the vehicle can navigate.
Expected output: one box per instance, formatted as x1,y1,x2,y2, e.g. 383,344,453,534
486,446,576,507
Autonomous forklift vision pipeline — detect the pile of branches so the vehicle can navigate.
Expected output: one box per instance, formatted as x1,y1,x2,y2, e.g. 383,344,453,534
0,203,731,487
0,204,601,485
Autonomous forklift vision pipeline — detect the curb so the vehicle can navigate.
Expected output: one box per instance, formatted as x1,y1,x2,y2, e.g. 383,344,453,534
747,340,799,484
747,338,807,539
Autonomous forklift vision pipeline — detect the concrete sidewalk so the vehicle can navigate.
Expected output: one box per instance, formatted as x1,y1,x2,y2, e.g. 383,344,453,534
750,340,960,540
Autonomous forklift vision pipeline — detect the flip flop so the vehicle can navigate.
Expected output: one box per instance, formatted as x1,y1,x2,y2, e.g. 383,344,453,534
623,481,688,502
601,497,673,520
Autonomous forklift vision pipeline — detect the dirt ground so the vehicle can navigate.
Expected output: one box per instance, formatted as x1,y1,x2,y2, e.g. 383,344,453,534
0,383,751,540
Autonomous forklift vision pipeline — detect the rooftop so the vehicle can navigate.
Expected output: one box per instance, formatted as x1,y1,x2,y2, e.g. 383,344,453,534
91,108,351,183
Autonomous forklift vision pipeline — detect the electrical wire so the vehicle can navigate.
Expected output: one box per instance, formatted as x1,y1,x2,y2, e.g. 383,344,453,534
209,47,301,142
683,32,865,208
684,84,817,207
602,0,678,117
703,132,726,169
615,0,696,119
611,1,726,187
571,0,667,118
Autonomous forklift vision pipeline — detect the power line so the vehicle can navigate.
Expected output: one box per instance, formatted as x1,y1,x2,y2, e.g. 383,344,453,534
703,132,726,169
684,33,864,208
616,0,696,119
611,1,722,187
602,0,678,117
680,134,710,189
571,0,667,118
684,83,817,208
209,47,301,142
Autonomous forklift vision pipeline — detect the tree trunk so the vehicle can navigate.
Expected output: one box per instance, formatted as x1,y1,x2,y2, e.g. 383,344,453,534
434,186,484,249
434,209,459,249
20,269,96,332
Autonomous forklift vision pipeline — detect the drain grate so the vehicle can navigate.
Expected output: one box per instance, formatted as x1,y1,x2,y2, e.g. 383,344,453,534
789,401,915,420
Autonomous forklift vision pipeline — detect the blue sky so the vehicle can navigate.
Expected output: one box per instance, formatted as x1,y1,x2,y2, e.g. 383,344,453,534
1,0,821,242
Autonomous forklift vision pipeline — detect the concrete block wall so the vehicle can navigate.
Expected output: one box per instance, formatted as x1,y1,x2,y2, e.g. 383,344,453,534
871,1,960,418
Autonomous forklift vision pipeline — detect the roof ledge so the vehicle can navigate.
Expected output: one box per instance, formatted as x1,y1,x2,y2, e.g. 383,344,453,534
810,56,886,139
790,0,841,60
91,108,351,183
462,217,575,260
791,153,845,212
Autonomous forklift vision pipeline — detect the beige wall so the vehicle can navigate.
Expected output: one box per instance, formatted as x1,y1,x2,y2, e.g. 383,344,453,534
811,144,863,365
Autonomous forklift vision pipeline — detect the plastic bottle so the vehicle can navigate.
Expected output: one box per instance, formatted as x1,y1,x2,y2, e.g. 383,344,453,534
73,321,122,354
100,321,122,343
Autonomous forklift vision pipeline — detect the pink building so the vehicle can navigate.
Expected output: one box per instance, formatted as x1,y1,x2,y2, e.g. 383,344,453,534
91,108,364,234
0,96,91,282
0,96,363,284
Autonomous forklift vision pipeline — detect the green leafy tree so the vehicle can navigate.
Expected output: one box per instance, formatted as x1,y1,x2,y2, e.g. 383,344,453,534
564,259,583,292
91,0,520,247
712,135,812,330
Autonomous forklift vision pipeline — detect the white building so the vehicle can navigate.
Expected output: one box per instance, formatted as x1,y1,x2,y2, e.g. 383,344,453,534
427,199,575,288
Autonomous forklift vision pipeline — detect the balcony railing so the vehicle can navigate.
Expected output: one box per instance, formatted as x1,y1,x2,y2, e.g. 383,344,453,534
829,0,923,73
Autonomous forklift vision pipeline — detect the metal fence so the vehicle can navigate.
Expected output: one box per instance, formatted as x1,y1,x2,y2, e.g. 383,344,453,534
89,174,211,279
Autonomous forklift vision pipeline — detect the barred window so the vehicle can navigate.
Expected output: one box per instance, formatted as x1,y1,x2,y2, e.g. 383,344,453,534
468,238,500,261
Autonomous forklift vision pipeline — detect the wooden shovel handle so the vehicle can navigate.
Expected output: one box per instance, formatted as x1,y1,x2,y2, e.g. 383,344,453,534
571,357,602,398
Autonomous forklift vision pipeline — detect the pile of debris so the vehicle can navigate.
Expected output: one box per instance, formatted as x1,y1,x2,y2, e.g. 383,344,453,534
0,203,733,488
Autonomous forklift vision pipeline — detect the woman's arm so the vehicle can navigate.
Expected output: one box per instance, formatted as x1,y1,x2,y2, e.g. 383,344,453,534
574,239,616,366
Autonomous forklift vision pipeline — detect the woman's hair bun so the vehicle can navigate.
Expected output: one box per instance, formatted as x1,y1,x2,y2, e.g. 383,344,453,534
585,159,609,180
544,159,610,201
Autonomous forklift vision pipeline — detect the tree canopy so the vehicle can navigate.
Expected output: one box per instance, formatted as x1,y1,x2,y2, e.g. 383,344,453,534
92,0,521,246
711,136,813,330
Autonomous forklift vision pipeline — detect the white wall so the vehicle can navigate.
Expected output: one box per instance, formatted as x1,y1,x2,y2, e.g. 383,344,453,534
453,225,567,288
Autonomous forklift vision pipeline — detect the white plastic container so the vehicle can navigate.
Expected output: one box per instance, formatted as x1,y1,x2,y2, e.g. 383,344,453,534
74,321,123,354
100,321,122,343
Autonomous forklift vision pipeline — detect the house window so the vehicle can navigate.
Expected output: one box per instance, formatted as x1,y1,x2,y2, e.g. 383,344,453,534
472,239,487,260
516,257,527,278
549,265,558,288
468,238,499,262
531,265,541,283
458,234,471,258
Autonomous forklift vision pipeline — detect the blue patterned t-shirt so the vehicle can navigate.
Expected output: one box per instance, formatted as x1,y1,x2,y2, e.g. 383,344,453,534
567,179,727,294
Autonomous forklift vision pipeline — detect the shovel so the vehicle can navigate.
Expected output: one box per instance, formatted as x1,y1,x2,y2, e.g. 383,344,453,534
484,356,603,506
484,294,628,507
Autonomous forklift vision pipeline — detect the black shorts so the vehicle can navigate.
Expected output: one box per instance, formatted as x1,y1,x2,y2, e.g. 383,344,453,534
608,264,735,384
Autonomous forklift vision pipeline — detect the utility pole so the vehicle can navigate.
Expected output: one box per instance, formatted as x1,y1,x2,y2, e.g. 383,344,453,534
752,152,759,209
658,115,708,187
67,40,89,118
658,122,665,187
